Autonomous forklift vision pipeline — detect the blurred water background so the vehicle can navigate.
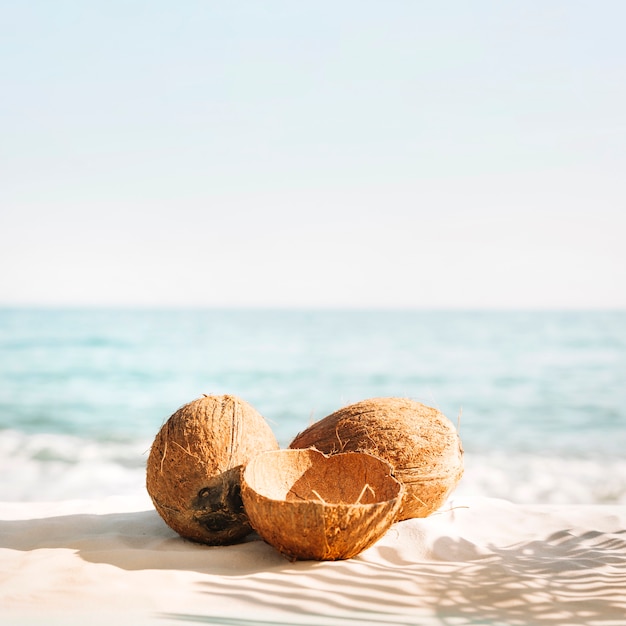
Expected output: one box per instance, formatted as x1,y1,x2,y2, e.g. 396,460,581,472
1,308,624,504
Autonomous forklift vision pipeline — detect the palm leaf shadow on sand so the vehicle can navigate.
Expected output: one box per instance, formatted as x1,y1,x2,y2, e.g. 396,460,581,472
3,508,625,625
160,614,414,626
164,528,626,626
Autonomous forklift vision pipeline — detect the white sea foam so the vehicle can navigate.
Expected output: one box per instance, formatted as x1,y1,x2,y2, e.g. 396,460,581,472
456,452,626,505
2,429,625,505
0,430,150,501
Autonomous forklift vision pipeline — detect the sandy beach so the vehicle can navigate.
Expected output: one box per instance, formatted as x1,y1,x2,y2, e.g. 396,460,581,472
2,494,625,626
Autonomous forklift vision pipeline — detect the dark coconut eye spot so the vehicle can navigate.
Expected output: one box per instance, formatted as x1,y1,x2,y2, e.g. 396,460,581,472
228,483,244,513
195,485,224,510
198,512,232,532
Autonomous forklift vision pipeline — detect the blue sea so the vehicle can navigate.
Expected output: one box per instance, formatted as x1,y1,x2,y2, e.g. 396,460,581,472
1,309,625,504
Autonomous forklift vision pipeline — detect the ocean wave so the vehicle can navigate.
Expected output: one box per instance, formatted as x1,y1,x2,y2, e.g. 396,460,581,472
0,430,150,501
455,452,626,505
1,429,625,505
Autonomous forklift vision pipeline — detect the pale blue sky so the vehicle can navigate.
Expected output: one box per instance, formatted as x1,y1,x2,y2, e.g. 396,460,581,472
1,1,625,308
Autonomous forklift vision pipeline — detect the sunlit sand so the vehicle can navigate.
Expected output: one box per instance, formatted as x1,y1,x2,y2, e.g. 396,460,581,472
2,495,625,625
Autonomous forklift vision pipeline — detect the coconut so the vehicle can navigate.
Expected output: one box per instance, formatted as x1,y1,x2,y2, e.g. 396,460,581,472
146,394,279,545
289,397,463,521
241,448,403,561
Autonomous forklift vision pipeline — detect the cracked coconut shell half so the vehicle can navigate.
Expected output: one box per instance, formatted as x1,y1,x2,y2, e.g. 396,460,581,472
146,394,279,545
241,448,403,561
289,397,463,521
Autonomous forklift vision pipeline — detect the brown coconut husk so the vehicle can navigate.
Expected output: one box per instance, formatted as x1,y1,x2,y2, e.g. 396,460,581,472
289,397,463,521
146,394,279,545
241,448,403,561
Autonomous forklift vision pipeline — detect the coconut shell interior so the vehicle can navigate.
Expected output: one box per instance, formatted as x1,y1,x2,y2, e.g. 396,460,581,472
249,449,400,505
241,448,403,561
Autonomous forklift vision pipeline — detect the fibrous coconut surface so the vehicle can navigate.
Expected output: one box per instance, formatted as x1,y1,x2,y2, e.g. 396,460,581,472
146,394,279,545
289,397,463,520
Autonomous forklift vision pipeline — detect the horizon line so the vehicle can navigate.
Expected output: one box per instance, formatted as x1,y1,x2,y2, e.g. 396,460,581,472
1,304,625,313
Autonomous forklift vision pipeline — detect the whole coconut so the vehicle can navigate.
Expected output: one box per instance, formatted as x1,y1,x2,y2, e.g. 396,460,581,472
289,397,463,521
147,394,279,545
